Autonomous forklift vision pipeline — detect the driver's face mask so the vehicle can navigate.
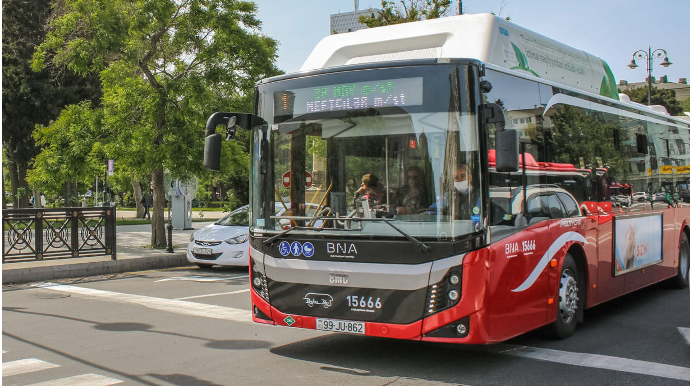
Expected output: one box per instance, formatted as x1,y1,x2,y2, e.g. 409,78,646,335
454,181,469,194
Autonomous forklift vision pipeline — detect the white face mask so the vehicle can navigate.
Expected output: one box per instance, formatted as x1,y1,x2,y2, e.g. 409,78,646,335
454,181,469,194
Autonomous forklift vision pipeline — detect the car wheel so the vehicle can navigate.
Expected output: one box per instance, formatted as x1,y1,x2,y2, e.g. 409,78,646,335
671,232,689,289
196,263,214,269
548,254,582,339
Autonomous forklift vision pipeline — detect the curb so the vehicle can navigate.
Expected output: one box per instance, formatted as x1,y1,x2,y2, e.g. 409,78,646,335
2,253,192,285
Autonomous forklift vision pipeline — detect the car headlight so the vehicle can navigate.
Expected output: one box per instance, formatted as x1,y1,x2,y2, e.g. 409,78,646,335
225,234,248,244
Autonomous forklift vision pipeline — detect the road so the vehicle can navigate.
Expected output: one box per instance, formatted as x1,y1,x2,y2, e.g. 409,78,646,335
3,267,689,386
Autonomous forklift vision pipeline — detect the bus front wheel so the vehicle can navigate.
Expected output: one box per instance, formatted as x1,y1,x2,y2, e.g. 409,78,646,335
549,254,581,339
671,232,689,289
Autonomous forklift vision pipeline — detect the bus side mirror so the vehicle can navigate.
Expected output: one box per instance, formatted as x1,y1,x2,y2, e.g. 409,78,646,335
496,129,519,172
204,134,222,171
483,103,518,173
203,112,267,171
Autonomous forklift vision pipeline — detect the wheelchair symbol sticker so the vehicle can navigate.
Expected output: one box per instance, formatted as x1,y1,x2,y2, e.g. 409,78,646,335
279,241,290,256
302,242,314,257
290,241,303,256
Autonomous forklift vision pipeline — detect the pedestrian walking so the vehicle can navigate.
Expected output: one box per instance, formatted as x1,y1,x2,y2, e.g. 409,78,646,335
141,192,152,219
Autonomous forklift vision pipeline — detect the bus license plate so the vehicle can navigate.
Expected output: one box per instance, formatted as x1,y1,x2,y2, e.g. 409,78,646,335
316,318,365,334
193,247,212,255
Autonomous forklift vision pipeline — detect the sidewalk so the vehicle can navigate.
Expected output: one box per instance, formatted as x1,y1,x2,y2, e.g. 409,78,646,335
2,220,222,285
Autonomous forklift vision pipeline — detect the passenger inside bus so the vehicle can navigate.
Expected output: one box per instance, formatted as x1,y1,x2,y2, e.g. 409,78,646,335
395,166,431,215
355,173,385,207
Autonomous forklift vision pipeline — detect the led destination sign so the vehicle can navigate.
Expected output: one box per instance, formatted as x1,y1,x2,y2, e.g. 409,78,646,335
275,77,423,117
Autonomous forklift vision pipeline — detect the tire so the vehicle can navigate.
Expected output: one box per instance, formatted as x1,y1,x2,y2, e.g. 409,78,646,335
196,263,214,269
548,254,582,339
671,232,690,289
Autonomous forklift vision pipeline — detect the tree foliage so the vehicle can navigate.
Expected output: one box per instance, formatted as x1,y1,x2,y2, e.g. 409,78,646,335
618,86,683,116
32,0,280,246
2,0,100,207
359,0,454,27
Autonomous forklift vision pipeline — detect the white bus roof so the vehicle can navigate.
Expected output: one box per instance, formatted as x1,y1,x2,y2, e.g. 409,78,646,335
301,13,619,101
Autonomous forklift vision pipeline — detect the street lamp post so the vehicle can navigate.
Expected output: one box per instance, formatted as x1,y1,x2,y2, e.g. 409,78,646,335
628,47,672,105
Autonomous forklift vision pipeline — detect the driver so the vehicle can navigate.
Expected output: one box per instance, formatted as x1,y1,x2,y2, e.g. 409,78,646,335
453,164,481,224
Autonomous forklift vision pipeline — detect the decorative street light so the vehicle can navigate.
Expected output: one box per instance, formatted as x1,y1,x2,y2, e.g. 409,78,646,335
628,47,672,105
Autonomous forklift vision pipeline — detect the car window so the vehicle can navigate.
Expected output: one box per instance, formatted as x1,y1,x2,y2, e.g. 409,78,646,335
545,194,565,219
556,193,580,217
216,206,249,226
526,195,547,217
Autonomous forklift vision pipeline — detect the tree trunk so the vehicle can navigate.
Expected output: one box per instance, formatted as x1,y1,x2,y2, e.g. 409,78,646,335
131,171,144,218
151,167,167,247
17,162,30,208
9,159,19,208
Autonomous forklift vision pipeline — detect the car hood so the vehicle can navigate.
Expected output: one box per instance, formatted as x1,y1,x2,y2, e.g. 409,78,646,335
194,224,248,242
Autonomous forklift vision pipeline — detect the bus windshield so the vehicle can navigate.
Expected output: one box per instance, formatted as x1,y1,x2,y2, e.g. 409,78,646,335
252,64,483,240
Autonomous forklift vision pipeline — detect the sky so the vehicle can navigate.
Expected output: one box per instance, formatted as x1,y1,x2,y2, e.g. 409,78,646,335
255,0,689,85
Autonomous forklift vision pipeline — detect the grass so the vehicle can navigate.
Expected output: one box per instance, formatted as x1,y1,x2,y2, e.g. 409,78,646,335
116,218,215,226
117,207,228,212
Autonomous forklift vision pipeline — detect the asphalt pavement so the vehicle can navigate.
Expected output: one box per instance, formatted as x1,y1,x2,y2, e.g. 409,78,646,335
2,210,227,285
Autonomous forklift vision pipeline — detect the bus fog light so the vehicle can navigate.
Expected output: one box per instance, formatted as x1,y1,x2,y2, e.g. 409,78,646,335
449,274,460,285
448,289,459,300
456,324,467,335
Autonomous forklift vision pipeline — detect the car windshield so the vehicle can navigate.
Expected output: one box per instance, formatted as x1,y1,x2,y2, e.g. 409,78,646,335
216,206,249,226
250,64,483,240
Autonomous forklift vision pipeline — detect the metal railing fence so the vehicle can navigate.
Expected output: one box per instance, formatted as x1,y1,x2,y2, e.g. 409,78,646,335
2,207,116,263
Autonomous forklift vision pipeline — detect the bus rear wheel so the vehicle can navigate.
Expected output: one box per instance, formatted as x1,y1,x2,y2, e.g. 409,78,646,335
549,254,581,339
671,232,689,289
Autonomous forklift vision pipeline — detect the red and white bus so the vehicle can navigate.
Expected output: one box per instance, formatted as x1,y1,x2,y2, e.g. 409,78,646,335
203,14,690,343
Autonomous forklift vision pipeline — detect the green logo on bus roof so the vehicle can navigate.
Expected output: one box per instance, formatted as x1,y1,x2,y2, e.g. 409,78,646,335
284,316,296,326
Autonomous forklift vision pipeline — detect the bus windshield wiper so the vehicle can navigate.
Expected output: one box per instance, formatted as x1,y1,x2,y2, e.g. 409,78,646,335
263,215,431,253
365,218,432,253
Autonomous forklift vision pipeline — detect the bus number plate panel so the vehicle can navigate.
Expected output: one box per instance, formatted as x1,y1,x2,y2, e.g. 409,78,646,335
316,318,365,334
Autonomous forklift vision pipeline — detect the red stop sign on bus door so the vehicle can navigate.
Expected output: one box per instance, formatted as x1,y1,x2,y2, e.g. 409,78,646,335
282,171,312,188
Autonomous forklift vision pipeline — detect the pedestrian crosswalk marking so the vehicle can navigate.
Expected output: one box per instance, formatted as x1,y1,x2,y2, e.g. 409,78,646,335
3,358,60,377
24,373,123,386
680,327,690,346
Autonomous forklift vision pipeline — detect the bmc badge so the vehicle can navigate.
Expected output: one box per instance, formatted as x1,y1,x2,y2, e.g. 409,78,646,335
329,273,349,284
303,292,334,308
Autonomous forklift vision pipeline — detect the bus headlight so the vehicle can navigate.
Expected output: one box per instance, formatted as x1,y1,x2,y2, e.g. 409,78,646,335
425,267,462,316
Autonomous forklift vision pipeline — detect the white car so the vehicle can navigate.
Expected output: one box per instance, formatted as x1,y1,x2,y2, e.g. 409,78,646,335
632,192,648,202
187,202,324,268
187,205,250,268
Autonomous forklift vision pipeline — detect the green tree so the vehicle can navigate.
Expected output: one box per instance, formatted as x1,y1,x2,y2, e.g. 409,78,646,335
680,98,690,114
360,0,454,27
618,86,683,116
28,102,105,199
2,0,100,208
32,0,279,247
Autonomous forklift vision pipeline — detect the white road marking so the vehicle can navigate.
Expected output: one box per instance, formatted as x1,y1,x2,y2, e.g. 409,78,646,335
3,358,60,377
496,344,690,382
25,373,123,386
36,283,252,324
680,327,690,345
154,275,248,283
175,288,250,300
